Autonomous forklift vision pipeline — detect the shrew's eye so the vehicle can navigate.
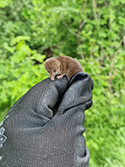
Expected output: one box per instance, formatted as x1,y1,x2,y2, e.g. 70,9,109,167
48,71,50,73
53,69,56,72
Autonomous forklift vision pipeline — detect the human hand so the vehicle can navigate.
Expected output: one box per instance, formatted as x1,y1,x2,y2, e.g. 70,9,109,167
0,72,93,167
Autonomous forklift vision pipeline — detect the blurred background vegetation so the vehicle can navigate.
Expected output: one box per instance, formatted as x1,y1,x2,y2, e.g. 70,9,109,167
0,0,125,166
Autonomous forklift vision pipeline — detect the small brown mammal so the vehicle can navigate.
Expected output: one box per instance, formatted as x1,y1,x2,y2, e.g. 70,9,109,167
44,55,83,81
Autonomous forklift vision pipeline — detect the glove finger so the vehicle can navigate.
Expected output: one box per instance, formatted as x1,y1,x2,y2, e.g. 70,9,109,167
36,76,68,117
4,76,68,129
69,72,94,90
56,72,93,115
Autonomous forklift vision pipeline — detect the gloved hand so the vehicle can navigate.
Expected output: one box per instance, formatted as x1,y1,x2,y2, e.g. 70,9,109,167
0,72,93,167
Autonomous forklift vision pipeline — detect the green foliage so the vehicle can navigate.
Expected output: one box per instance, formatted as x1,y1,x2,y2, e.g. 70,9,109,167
82,56,125,167
0,0,125,166
0,36,47,120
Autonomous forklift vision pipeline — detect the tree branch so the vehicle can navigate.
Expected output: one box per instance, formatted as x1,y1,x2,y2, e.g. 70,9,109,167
63,22,77,37
77,0,88,59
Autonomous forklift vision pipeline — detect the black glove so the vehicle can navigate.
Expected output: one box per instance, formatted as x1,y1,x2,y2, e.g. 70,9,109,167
0,72,93,167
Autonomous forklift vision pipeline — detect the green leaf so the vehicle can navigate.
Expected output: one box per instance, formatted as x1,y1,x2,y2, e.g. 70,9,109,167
11,36,30,46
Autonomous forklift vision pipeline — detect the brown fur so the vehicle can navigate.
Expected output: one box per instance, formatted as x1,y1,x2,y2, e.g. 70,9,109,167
44,56,83,81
